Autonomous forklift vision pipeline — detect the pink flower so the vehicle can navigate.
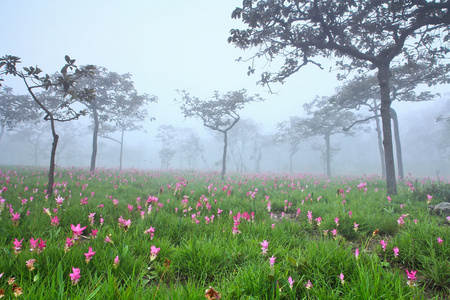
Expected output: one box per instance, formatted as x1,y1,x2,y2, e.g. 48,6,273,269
315,216,322,226
427,194,433,204
11,212,20,226
405,269,417,286
84,247,96,263
71,224,87,237
353,222,359,232
331,229,337,239
348,211,352,218
25,258,36,271
13,238,23,254
104,235,113,244
90,229,98,238
29,237,39,252
65,237,74,252
437,237,443,245
150,245,160,261
387,196,391,203
305,279,313,290
51,216,60,227
334,217,339,226
69,267,81,285
269,255,276,267
260,240,269,255
338,273,345,285
113,255,120,269
288,276,294,289
393,247,399,257
380,240,387,251
355,248,360,259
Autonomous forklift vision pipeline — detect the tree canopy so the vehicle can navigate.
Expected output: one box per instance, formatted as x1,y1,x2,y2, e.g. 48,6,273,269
178,89,263,178
229,0,450,194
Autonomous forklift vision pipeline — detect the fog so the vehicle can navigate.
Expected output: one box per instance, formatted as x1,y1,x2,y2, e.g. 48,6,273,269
1,1,449,178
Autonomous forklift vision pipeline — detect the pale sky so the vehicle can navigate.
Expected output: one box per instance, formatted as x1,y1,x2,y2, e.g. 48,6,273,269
2,0,340,134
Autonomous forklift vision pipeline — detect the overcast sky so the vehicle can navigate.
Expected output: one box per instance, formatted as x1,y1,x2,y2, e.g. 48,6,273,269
1,0,345,133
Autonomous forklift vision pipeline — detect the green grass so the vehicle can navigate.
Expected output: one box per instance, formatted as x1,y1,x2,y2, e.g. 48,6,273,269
0,166,448,299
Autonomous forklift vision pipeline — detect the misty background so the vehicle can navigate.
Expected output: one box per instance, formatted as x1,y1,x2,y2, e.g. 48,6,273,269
1,1,449,177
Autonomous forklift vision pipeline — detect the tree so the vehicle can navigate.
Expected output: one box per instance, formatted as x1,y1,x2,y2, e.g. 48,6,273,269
228,119,260,172
302,97,360,177
331,62,450,178
11,120,51,166
0,55,95,196
77,66,157,172
178,89,263,178
0,86,39,144
276,116,303,173
229,0,450,194
177,128,207,170
155,125,177,169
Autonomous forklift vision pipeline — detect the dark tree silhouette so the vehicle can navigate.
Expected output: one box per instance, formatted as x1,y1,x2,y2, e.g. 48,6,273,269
0,55,95,196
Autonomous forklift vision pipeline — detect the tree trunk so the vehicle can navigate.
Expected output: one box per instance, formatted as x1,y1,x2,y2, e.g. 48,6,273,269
325,133,331,177
390,108,404,179
119,129,124,171
255,146,262,173
0,124,4,145
47,117,58,197
373,100,386,178
90,105,99,172
221,130,228,179
289,152,293,173
377,65,397,195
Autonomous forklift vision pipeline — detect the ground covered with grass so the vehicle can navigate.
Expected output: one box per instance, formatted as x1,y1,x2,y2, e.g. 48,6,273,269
0,166,448,299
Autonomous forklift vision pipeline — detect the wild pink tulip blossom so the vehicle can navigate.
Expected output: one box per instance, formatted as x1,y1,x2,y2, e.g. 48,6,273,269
69,267,81,285
393,247,399,257
288,276,294,289
338,273,345,285
84,247,96,263
150,245,160,261
305,279,313,290
269,255,276,267
437,237,443,245
13,238,24,254
334,217,339,226
405,269,417,286
11,212,20,226
113,255,120,269
65,237,74,252
380,240,387,251
71,224,87,238
260,240,269,255
51,216,60,227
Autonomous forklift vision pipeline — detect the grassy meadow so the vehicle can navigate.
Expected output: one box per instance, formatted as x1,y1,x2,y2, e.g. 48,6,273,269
0,166,449,299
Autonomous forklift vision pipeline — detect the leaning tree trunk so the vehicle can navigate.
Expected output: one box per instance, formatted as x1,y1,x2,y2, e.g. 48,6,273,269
90,105,99,172
325,132,331,177
119,129,125,171
377,65,397,195
47,117,59,197
390,108,404,179
221,130,228,179
373,100,386,178
0,124,4,145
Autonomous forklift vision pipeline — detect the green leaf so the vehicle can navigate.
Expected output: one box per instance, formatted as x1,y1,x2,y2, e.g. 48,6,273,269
381,261,390,268
57,261,64,300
